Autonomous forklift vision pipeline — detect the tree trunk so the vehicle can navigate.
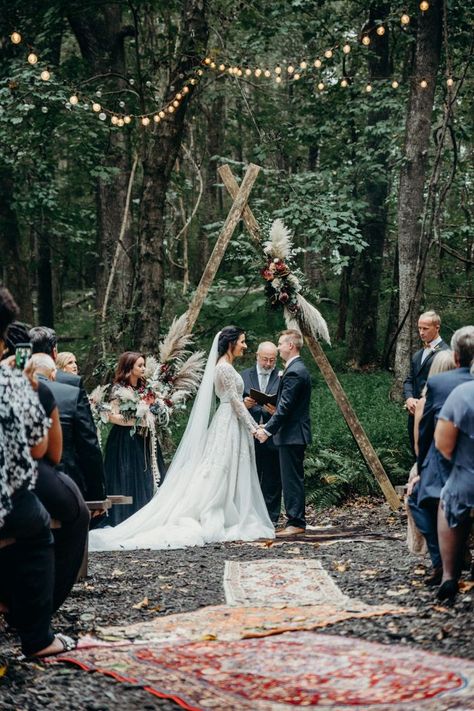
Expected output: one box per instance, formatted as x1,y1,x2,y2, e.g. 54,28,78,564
36,221,54,327
133,0,208,351
393,0,443,392
349,3,391,367
67,4,134,353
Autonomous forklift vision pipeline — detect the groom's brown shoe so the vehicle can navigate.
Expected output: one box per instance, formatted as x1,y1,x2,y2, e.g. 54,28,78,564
276,526,305,538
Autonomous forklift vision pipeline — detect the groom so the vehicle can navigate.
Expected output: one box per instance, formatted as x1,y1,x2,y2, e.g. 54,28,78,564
256,329,311,537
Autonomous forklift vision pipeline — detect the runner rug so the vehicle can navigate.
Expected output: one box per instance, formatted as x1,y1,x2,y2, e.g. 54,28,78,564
55,631,474,710
223,558,350,606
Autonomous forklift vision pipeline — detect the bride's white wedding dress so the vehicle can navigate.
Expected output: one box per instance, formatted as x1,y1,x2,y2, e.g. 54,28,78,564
89,333,275,551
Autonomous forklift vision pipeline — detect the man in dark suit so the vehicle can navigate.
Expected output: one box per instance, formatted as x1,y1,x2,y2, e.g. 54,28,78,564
403,310,450,456
242,341,281,524
409,325,474,584
256,329,312,537
28,327,106,508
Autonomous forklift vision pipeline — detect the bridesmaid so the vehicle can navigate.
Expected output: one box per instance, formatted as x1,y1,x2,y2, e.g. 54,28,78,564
104,351,165,526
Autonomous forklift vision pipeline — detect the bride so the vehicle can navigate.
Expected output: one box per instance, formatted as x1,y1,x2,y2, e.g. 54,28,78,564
89,326,275,550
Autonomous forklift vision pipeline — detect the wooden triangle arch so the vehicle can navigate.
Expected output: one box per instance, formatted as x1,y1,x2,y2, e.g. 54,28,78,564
183,162,400,511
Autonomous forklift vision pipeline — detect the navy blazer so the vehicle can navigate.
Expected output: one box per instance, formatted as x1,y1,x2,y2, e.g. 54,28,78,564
402,340,450,401
264,356,312,446
416,367,473,504
37,375,106,501
241,365,280,425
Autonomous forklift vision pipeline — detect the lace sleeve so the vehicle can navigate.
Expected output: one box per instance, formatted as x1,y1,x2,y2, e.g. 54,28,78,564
215,363,258,434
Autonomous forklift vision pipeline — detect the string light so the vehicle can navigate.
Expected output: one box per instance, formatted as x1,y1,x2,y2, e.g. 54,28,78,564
27,52,38,64
245,68,252,76
219,63,225,72
293,73,300,80
117,118,124,127
275,65,282,74
391,79,399,89
362,35,371,46
167,105,175,113
154,114,161,123
10,32,22,44
182,86,190,93
365,83,373,92
343,44,351,54
92,103,101,112
255,68,262,77
124,115,132,124
275,76,282,84
420,79,428,88
401,14,410,25
172,100,179,107
98,112,106,121
376,25,386,36
40,69,50,81
204,57,211,65
314,58,322,68
340,78,348,88
446,77,454,87
197,69,203,76
111,115,118,125
69,95,79,105
324,49,333,59
300,60,307,69
141,116,150,126
264,69,271,78
317,81,325,91
287,64,295,74
419,1,429,11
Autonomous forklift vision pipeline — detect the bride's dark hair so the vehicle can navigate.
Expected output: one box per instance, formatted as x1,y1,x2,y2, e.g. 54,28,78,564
217,326,245,357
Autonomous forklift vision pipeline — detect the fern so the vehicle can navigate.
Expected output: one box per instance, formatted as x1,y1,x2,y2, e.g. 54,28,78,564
305,449,379,510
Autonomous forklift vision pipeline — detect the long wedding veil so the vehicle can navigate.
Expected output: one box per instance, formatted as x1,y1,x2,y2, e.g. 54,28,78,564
89,331,220,548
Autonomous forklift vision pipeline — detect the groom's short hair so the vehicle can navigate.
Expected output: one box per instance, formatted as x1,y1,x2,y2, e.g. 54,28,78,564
280,329,303,351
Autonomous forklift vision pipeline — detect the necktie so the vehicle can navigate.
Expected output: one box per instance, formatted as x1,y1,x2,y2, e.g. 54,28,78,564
259,372,269,392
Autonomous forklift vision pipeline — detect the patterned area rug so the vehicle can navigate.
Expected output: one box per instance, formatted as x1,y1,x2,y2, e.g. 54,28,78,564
56,631,474,710
76,599,406,647
235,525,402,547
224,558,350,606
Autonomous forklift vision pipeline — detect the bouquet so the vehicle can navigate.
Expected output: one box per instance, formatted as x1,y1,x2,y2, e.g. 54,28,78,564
260,219,331,345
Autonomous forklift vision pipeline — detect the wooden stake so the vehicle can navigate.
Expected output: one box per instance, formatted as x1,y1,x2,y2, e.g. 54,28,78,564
185,163,260,332
219,164,401,511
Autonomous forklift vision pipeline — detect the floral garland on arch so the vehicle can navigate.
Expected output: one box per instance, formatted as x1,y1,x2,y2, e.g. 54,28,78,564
260,219,331,345
89,314,205,488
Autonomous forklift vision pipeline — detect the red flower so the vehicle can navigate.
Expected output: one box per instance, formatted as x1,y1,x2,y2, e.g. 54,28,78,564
279,291,289,303
261,267,274,281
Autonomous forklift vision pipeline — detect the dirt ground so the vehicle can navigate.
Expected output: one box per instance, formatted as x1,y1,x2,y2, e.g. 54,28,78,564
1,498,473,710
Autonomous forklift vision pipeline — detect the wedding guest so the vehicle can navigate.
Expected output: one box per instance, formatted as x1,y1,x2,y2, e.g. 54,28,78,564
24,353,90,610
0,287,74,657
103,351,166,526
242,341,281,525
403,311,450,456
256,329,312,537
56,351,78,375
28,327,106,512
435,372,474,602
410,326,474,586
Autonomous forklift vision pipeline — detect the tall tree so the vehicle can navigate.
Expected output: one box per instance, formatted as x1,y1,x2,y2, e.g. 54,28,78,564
393,0,443,391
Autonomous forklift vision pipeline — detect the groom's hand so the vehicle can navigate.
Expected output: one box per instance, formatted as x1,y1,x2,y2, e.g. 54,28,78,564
255,428,269,443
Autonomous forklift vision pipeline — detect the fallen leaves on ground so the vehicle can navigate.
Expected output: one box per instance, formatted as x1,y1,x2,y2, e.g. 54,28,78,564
132,597,149,610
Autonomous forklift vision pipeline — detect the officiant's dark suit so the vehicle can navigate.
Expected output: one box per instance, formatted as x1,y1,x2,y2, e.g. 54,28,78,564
37,375,106,502
264,347,312,531
241,363,281,524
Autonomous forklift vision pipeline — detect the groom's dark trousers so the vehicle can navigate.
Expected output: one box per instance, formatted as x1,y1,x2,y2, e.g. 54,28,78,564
264,356,312,529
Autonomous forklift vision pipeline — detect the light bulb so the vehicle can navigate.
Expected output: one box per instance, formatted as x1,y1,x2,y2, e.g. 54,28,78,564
255,68,262,77
366,83,372,92
420,79,428,88
446,77,454,87
154,114,160,123
401,14,410,25
314,58,322,68
275,66,281,74
300,60,307,69
219,64,225,71
190,79,196,85
420,1,429,11
210,62,216,69
40,70,50,81
341,78,348,88
183,86,190,93
287,65,294,74
236,68,243,76
92,103,101,112
264,69,271,78
293,73,300,80
275,76,282,84
10,32,22,44
391,80,399,89
111,115,118,125
159,110,166,118
27,52,38,65
376,25,385,36
124,115,132,124
117,118,124,127
245,68,251,76
176,93,182,100
324,49,333,59
317,81,324,91
197,69,203,76
362,35,371,46
343,44,351,54
173,100,179,107
69,95,79,105
168,105,175,113
141,116,150,125
99,112,106,121
204,57,211,65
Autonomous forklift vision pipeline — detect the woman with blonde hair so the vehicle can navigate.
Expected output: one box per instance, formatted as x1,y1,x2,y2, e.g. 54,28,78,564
56,351,78,375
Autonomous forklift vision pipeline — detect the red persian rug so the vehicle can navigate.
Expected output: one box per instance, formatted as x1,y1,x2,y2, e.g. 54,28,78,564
55,631,474,710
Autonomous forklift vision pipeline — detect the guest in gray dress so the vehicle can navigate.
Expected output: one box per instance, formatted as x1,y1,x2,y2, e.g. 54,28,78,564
434,375,474,601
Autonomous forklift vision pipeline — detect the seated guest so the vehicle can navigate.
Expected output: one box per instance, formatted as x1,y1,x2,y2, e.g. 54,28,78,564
0,286,74,657
434,371,474,602
56,351,78,375
22,354,90,610
27,353,107,512
409,327,474,586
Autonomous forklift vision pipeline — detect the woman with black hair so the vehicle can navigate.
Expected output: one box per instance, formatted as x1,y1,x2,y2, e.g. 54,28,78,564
90,326,275,550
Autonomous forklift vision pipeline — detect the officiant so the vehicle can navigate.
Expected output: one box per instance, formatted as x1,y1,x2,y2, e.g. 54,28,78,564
242,341,281,525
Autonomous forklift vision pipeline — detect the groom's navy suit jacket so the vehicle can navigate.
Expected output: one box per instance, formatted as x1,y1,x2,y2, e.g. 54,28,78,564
264,356,312,446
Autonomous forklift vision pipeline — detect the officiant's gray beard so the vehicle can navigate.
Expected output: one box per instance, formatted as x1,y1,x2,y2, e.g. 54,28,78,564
260,364,273,373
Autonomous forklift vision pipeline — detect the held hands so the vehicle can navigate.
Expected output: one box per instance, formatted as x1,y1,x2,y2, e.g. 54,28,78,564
254,426,269,443
405,397,419,415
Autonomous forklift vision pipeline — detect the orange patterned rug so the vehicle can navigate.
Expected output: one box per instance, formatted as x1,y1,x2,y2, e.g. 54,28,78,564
55,631,474,710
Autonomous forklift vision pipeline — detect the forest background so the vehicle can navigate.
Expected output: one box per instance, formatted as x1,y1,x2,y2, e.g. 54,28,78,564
0,0,472,507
